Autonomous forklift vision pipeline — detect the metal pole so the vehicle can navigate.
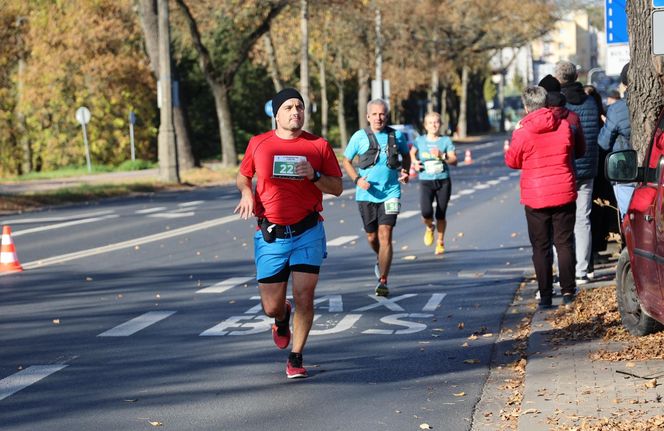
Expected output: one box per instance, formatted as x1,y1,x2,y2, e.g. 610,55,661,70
129,122,136,161
82,123,92,173
157,0,179,183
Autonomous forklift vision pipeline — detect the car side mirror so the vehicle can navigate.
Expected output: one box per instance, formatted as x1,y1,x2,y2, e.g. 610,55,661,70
605,150,639,182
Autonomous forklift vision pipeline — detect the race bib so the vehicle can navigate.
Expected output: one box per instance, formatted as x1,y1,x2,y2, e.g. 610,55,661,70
423,160,445,174
273,155,306,179
384,198,401,215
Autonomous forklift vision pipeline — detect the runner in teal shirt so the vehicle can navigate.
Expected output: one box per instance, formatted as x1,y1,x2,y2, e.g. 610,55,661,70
410,112,457,255
342,99,411,297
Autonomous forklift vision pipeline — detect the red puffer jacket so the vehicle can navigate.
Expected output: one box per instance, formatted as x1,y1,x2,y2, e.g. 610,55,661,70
505,108,577,209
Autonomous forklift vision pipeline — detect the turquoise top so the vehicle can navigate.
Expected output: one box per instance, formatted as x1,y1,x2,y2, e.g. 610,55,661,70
344,128,409,203
413,135,455,180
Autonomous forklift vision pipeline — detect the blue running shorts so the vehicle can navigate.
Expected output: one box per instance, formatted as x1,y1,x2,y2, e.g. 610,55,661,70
254,222,327,281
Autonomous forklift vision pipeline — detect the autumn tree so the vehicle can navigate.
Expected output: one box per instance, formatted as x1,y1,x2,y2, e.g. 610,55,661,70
173,0,287,167
626,0,664,159
0,0,157,175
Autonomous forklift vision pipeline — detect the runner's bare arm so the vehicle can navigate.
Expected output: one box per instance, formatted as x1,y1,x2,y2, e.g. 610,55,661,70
234,173,254,220
296,161,343,196
342,157,370,191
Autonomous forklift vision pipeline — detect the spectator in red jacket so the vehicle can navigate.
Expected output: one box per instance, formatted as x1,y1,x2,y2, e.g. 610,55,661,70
505,86,580,308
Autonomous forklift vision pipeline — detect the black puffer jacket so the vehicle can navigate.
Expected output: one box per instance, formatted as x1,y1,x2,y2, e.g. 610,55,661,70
561,82,599,180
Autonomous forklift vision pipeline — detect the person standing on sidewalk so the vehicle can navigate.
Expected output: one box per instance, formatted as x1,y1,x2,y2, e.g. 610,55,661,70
555,61,600,286
409,112,457,255
342,99,411,297
505,86,579,308
234,88,343,379
598,62,634,217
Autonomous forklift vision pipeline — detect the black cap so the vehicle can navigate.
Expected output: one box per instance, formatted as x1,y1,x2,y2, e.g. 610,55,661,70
538,74,561,92
271,88,304,117
620,62,629,86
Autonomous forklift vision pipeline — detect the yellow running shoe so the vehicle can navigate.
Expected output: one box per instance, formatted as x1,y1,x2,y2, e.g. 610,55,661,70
435,242,445,255
423,227,434,246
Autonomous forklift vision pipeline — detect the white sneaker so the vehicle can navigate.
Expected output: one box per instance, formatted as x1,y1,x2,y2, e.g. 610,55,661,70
374,262,380,280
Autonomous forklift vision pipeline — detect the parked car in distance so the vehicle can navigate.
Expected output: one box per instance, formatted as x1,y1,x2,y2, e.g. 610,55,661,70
605,111,664,335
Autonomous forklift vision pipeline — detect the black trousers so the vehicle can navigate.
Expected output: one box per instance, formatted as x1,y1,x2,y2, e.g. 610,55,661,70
525,202,577,302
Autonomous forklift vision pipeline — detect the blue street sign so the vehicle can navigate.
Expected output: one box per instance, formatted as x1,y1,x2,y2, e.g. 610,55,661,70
655,0,664,8
606,0,628,44
264,100,273,117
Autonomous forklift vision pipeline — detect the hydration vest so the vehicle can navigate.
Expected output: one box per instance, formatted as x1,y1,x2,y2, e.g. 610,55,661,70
356,127,401,170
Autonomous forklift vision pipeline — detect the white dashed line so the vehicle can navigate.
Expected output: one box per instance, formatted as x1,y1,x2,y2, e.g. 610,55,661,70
197,276,254,293
98,311,177,337
0,365,68,401
327,235,359,246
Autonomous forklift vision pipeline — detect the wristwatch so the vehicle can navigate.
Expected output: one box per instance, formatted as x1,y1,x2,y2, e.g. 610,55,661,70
311,171,322,183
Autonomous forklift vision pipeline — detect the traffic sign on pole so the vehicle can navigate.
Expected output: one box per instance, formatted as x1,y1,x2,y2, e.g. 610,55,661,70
75,106,92,172
605,0,628,44
655,0,664,8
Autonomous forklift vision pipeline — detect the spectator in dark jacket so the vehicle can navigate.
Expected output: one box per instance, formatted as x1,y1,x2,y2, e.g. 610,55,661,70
505,86,579,308
584,84,619,271
555,61,599,285
598,62,633,216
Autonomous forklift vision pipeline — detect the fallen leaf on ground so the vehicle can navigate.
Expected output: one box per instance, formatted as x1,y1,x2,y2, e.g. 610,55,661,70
420,424,432,430
148,421,163,427
453,392,465,397
464,359,480,364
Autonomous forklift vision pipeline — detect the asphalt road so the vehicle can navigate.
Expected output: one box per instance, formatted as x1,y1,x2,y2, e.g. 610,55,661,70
0,137,533,430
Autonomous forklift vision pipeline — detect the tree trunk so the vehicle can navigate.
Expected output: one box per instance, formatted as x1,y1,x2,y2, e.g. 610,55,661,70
319,59,328,139
210,81,237,167
428,65,440,114
263,31,283,92
358,67,370,128
16,55,31,174
457,65,469,138
335,55,348,149
138,0,195,169
300,0,311,131
627,0,664,161
441,87,448,132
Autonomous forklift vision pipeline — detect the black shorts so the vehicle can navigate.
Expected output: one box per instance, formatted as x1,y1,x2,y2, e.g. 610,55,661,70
357,201,398,233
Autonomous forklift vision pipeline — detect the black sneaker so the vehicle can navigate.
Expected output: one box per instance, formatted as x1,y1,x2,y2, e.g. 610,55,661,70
562,293,576,305
375,281,389,297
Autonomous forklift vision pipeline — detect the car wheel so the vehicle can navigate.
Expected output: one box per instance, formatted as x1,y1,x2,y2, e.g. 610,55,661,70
615,248,663,336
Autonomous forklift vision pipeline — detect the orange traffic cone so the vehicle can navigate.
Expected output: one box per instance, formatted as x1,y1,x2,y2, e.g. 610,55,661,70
1,226,23,272
464,149,473,164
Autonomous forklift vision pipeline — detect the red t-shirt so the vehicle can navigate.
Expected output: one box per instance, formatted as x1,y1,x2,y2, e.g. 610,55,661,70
239,130,342,225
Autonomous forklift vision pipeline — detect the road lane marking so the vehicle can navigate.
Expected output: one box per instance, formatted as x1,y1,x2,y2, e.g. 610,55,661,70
310,314,362,335
178,201,204,207
398,210,420,219
135,207,166,214
17,214,240,271
362,313,433,335
0,365,68,401
196,276,254,294
97,311,176,337
327,235,358,246
12,215,119,237
199,315,271,336
422,293,447,311
353,294,418,312
149,212,195,219
2,210,114,225
313,295,343,312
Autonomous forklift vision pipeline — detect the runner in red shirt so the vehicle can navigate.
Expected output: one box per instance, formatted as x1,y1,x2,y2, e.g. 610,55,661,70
234,88,342,378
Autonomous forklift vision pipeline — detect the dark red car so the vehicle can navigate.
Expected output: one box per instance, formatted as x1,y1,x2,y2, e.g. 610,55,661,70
606,112,664,335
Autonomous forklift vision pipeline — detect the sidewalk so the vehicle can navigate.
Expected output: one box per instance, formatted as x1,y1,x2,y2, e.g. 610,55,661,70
520,288,664,430
0,169,160,194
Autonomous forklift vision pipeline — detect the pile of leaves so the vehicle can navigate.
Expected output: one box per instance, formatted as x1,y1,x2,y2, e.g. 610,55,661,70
551,414,664,431
546,286,664,361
